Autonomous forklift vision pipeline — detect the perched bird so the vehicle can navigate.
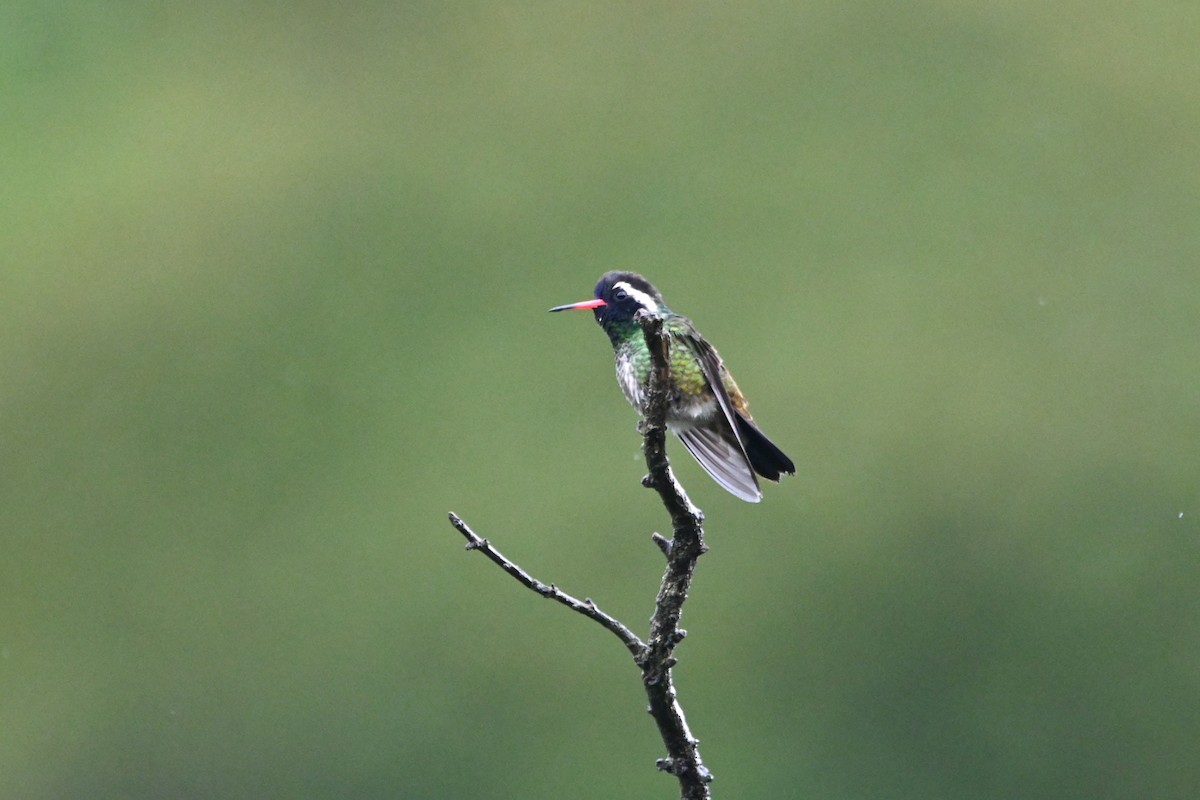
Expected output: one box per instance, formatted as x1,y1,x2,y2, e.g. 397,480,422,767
550,271,794,502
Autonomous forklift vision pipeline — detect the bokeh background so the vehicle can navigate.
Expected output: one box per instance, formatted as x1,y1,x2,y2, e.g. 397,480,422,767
4,2,1198,798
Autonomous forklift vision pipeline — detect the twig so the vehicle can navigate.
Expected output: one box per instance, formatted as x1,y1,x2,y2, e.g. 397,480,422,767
447,511,645,659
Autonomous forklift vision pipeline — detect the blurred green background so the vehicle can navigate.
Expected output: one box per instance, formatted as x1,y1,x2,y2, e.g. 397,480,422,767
3,2,1198,798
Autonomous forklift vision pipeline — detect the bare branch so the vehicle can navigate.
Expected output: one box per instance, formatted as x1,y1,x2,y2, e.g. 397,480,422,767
633,309,713,798
448,511,646,660
445,309,715,799
635,310,707,534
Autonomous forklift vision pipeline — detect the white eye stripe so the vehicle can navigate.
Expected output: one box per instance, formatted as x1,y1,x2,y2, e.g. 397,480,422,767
613,281,659,315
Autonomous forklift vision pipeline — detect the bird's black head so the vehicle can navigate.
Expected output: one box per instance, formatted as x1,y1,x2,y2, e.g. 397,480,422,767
592,271,665,322
549,271,667,329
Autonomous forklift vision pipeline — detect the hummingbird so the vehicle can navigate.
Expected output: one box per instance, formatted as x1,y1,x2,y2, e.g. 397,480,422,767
550,271,794,502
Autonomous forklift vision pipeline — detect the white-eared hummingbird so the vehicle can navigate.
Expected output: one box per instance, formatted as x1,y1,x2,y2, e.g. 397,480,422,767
550,271,794,502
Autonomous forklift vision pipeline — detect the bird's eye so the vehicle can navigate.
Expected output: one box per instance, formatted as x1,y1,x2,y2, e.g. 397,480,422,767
614,289,628,301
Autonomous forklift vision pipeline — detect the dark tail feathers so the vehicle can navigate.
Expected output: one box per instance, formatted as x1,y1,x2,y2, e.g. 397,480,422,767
735,416,795,481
